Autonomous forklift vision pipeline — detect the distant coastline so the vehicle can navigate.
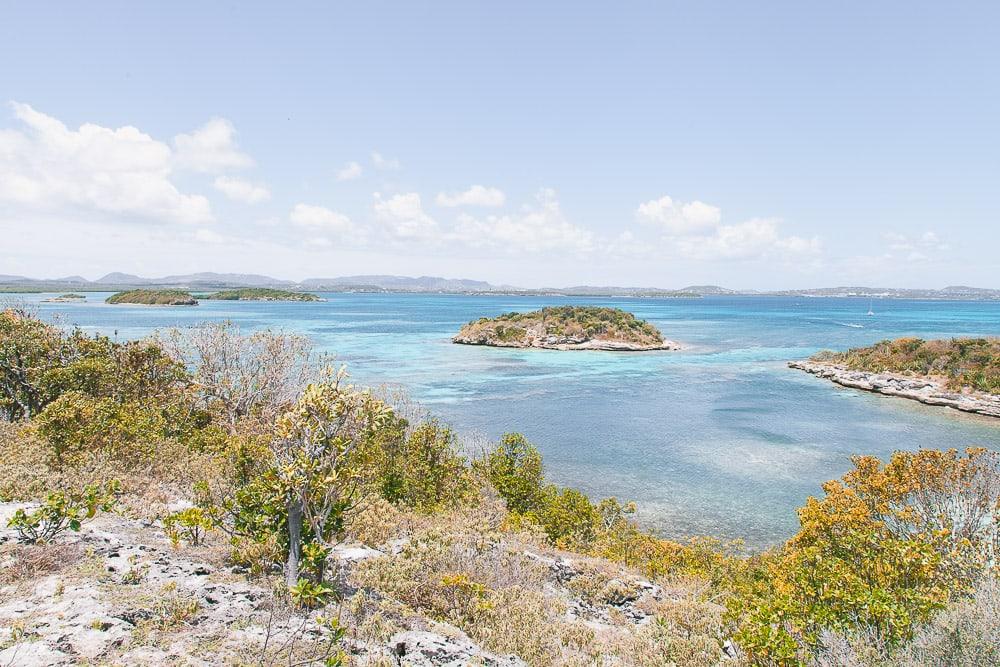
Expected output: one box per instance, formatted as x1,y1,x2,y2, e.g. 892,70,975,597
2,272,1000,300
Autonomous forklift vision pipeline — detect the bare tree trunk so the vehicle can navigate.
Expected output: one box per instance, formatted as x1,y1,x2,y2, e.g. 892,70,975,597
285,496,303,587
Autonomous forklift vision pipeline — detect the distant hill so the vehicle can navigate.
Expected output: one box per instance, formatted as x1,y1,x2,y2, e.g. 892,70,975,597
0,272,998,299
96,272,293,288
301,275,498,291
96,272,147,284
769,286,1000,300
680,285,741,296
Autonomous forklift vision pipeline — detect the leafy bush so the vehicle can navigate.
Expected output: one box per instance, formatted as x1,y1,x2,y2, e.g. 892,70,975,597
1,307,76,419
475,432,546,515
386,420,473,509
34,392,166,467
7,480,119,543
163,507,214,547
727,448,1000,664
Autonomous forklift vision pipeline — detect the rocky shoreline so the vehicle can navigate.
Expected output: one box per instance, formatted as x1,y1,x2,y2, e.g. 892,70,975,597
789,361,1000,419
453,333,681,352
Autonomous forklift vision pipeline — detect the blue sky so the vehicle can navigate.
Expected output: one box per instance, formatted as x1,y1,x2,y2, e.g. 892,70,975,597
1,2,997,288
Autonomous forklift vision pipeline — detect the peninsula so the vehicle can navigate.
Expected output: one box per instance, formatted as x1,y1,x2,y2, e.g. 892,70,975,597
453,305,680,351
200,288,323,302
105,289,198,306
791,337,1000,418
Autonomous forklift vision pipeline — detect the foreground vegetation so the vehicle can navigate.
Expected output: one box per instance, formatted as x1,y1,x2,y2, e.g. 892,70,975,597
201,288,323,302
455,306,669,349
814,337,1000,394
105,289,198,306
1,306,998,665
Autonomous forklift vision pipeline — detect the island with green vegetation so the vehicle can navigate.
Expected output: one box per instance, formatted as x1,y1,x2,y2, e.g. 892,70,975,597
200,288,323,302
41,293,86,302
454,305,679,351
105,289,198,306
791,337,1000,417
1,307,997,665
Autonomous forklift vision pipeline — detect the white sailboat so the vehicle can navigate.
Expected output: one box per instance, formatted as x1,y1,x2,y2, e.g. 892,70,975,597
866,299,875,316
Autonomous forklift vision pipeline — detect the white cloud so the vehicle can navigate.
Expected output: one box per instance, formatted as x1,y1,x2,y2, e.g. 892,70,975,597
371,151,401,171
373,192,439,241
336,161,363,181
173,118,253,172
884,230,949,252
675,218,821,261
882,230,949,262
435,185,506,208
636,195,721,235
0,102,213,225
631,193,820,262
213,176,270,204
195,228,224,244
450,189,594,254
289,203,354,233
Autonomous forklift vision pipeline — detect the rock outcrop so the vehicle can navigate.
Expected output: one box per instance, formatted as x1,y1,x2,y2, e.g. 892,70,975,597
389,631,527,667
790,361,1000,418
0,505,512,666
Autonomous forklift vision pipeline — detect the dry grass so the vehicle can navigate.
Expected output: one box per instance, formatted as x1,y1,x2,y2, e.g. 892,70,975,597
812,577,1000,667
348,502,732,666
0,543,81,586
0,419,224,526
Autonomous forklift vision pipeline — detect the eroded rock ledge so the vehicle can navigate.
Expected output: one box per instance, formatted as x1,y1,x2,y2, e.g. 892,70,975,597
789,361,1000,419
453,334,681,352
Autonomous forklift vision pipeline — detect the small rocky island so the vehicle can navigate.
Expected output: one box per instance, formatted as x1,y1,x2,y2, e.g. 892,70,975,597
42,293,86,302
454,306,680,351
791,337,1000,418
105,289,198,306
200,288,323,302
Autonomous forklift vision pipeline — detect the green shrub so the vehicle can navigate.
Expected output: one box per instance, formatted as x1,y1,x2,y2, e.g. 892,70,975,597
162,507,214,547
475,432,545,514
8,480,119,544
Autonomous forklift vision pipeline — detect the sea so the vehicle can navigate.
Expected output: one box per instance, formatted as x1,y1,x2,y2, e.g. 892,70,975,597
13,292,1000,548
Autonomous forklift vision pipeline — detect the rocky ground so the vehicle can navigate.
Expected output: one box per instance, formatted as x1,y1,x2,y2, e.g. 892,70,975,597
789,361,1000,418
0,503,728,665
0,503,521,666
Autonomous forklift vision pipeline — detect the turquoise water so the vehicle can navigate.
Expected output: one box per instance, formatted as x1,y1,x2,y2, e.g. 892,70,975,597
17,292,1000,546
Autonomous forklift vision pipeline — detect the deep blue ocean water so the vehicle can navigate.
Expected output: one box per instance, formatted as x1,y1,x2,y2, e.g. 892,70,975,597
16,292,1000,547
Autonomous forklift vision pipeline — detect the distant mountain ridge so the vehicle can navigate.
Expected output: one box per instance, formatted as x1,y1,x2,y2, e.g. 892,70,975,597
301,275,499,291
94,272,295,287
1,273,999,299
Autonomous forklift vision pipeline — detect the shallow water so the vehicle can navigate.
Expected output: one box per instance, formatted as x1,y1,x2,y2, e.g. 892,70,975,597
17,292,1000,546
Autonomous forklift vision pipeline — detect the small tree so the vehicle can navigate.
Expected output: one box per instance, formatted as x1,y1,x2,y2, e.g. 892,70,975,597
476,432,545,515
0,307,74,420
272,369,392,586
163,322,319,427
